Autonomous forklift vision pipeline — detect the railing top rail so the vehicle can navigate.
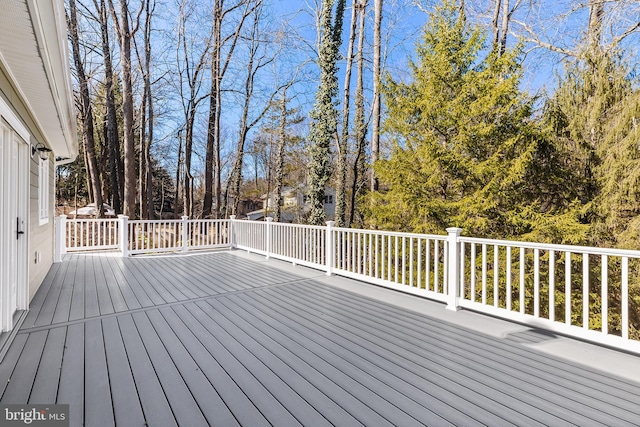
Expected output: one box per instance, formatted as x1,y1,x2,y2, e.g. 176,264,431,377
65,218,119,222
459,236,640,258
333,226,447,241
271,222,326,231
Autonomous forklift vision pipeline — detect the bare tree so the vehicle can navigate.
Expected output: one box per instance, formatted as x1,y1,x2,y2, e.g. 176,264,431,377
349,0,367,226
175,0,212,217
68,0,104,218
335,0,359,227
108,0,143,218
204,0,261,218
226,1,286,217
371,0,382,192
94,0,122,214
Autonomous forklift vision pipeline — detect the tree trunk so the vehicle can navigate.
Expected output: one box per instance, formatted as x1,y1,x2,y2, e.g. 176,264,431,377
499,0,509,56
274,92,287,222
109,0,139,218
68,0,104,218
349,0,367,227
491,0,501,49
307,0,346,225
588,0,604,56
370,0,382,192
143,0,155,219
97,0,122,214
335,0,359,227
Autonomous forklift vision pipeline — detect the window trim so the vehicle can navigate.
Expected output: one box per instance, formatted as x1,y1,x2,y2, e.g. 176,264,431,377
38,156,50,225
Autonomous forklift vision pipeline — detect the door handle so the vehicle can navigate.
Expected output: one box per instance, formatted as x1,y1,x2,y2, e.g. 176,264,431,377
16,217,25,239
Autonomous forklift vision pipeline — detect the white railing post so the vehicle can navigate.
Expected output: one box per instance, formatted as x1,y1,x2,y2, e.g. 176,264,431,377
229,215,236,248
54,215,67,262
446,227,463,311
182,216,189,253
118,215,129,257
326,221,335,276
265,217,273,259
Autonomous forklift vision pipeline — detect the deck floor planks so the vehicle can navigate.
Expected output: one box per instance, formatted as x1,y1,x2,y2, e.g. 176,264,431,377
187,300,333,427
145,309,240,427
83,256,101,319
84,319,115,427
21,262,61,328
93,255,115,315
28,327,66,404
0,333,28,399
68,253,86,321
292,287,635,425
109,258,160,308
116,314,178,427
2,252,640,426
208,296,408,427
304,281,640,415
1,330,48,404
32,254,73,327
226,291,492,427
130,310,209,426
157,306,270,427
217,295,434,427
56,323,84,427
120,258,169,306
263,283,623,426
134,256,206,300
99,253,142,311
97,254,129,313
101,316,146,427
172,304,302,426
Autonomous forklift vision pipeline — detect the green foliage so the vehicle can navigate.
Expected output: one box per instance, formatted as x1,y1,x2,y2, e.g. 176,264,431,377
366,0,583,240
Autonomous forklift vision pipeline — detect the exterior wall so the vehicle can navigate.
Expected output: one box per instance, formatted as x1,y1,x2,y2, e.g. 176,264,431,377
0,65,55,302
28,149,54,300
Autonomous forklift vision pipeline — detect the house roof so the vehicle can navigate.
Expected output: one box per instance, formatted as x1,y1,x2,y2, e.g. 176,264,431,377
0,0,77,161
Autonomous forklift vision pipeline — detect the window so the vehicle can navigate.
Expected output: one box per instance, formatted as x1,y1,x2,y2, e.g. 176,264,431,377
38,156,49,225
324,195,334,204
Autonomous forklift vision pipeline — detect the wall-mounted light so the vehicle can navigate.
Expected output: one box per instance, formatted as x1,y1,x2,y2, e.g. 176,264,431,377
31,142,52,159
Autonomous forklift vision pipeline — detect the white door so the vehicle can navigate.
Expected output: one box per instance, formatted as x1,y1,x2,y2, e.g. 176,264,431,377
1,121,28,332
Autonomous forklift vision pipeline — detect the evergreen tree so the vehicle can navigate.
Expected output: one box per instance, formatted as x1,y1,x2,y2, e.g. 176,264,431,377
307,0,346,225
367,0,581,240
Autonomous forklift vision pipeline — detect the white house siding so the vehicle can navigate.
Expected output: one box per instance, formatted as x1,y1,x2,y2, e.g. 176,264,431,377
28,149,54,301
0,67,55,303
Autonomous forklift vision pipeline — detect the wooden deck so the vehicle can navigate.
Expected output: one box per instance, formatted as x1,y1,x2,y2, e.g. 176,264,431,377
1,251,640,426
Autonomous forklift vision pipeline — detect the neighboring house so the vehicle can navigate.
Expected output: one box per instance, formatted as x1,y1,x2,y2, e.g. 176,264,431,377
0,0,77,352
247,186,336,222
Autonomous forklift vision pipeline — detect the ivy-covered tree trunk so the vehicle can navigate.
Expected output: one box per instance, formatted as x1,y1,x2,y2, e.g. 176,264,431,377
307,0,346,225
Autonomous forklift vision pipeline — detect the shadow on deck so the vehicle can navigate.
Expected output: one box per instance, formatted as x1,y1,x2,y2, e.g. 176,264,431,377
1,250,640,426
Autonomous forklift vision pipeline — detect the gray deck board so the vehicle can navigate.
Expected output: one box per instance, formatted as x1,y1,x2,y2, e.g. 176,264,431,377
228,290,498,426
145,310,240,427
84,319,115,427
300,283,640,421
56,323,84,427
102,316,146,427
117,314,178,427
2,251,640,426
28,327,65,404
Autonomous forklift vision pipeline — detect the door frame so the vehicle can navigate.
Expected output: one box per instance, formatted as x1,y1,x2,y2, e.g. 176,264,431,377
0,96,30,333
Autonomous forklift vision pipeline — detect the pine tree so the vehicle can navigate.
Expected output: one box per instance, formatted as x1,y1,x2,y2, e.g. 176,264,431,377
367,0,581,240
307,0,346,225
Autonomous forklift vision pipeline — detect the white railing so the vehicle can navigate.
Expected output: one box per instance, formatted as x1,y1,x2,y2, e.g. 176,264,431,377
125,216,230,255
457,236,640,351
56,215,119,255
333,227,449,302
54,216,640,353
